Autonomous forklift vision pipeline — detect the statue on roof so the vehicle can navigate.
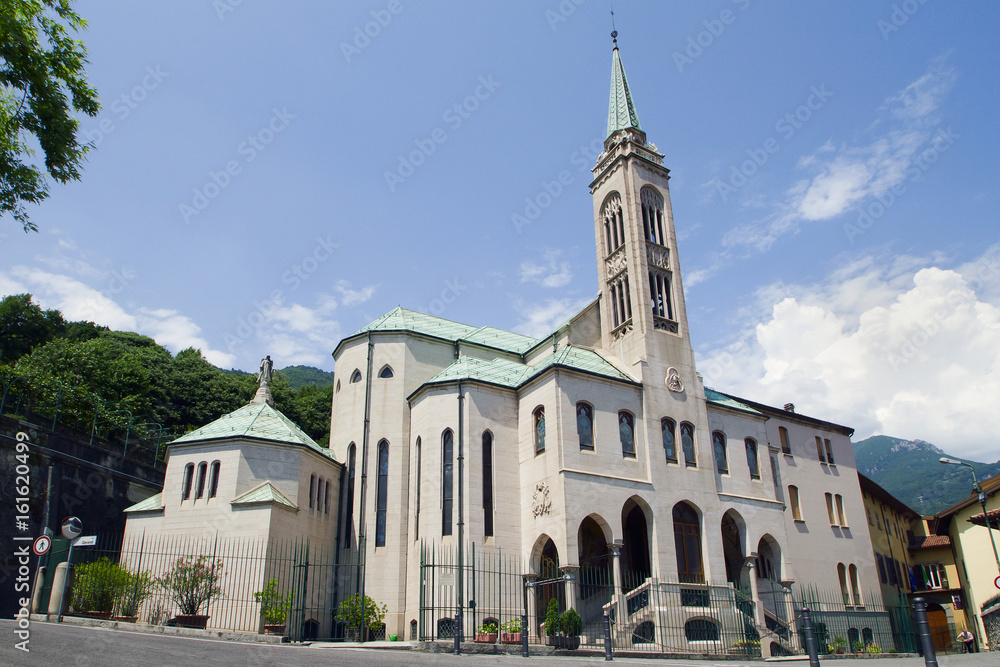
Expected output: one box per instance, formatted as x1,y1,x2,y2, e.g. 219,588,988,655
258,355,273,386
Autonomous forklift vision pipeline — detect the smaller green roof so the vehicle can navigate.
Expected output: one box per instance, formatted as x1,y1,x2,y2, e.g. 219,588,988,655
124,492,164,514
231,482,298,510
350,307,537,355
607,44,642,137
705,388,764,416
171,401,334,460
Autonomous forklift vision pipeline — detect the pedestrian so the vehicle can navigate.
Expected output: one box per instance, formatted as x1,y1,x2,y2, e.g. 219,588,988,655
957,629,974,653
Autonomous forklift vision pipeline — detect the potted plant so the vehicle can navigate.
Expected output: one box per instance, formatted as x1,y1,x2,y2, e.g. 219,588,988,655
115,569,156,622
500,617,523,644
559,608,582,650
830,636,847,654
71,558,127,619
865,642,882,654
853,640,866,654
253,578,296,636
335,594,387,641
474,620,498,643
157,555,224,629
544,599,561,647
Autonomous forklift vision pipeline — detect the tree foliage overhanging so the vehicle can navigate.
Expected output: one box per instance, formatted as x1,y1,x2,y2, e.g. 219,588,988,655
1,0,100,231
0,294,333,448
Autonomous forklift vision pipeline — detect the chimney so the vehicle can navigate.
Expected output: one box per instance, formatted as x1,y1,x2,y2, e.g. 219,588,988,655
783,403,795,413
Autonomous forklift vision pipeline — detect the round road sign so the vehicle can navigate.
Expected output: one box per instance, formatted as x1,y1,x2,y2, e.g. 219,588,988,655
61,516,83,540
33,535,51,556
995,575,1000,590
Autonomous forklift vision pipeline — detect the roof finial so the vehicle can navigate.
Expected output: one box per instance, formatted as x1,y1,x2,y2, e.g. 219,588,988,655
611,5,618,49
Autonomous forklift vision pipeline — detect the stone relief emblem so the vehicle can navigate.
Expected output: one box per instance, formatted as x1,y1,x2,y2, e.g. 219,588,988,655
666,367,684,393
532,483,552,517
606,250,627,278
646,245,670,270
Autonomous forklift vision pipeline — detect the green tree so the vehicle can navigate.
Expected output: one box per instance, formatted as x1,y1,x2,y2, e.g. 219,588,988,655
1,0,100,231
0,293,65,362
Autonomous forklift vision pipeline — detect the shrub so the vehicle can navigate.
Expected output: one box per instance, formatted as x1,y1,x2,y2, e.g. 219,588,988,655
560,608,582,637
477,621,498,634
117,570,156,618
335,594,387,635
157,555,224,616
253,578,296,625
72,558,127,613
544,598,560,637
502,617,522,633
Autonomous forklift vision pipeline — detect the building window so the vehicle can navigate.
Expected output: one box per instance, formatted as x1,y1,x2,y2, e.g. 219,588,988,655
576,403,593,450
778,426,791,454
876,553,888,583
483,432,494,537
745,438,759,479
208,461,220,498
917,563,947,590
414,437,421,541
310,474,317,509
609,274,633,329
826,493,837,525
788,485,802,521
712,431,728,474
376,440,389,547
649,271,674,321
681,422,696,467
602,193,625,254
324,479,331,514
849,564,861,606
835,494,847,527
442,429,454,536
182,463,194,500
350,369,362,383
534,407,545,454
662,418,677,463
866,507,874,525
673,502,704,584
378,365,394,378
619,411,635,457
640,187,665,245
824,438,835,465
345,444,356,544
838,563,850,605
195,462,208,499
684,618,720,642
815,436,827,463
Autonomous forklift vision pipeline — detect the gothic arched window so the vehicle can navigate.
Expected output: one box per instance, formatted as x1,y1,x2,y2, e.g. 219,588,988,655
534,407,546,454
745,438,759,479
673,502,704,583
662,418,677,463
577,403,594,450
640,187,665,245
619,411,635,457
681,422,696,467
442,430,454,536
376,440,389,547
602,193,625,255
482,432,494,537
712,431,728,474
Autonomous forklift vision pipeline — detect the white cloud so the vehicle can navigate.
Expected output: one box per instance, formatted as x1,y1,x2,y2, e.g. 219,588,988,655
520,250,573,288
336,280,377,307
513,296,592,339
699,247,1000,462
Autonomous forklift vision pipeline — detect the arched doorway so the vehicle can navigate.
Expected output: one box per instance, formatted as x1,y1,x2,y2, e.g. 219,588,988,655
622,499,651,590
533,536,561,631
721,510,746,589
578,516,611,598
673,501,704,584
756,535,783,620
925,603,952,652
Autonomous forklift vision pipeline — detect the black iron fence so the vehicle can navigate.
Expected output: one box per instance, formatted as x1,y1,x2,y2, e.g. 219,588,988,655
795,584,918,654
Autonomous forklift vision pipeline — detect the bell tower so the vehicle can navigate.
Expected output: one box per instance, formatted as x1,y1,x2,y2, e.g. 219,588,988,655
590,33,697,387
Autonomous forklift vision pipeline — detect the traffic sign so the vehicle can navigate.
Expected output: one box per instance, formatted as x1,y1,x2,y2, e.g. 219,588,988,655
73,535,97,547
32,535,51,556
61,516,83,540
994,575,1000,590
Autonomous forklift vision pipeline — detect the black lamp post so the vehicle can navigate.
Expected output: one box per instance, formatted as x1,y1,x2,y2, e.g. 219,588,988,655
939,457,1000,575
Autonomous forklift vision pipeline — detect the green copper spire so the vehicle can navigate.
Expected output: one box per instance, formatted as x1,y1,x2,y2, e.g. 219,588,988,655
607,33,641,138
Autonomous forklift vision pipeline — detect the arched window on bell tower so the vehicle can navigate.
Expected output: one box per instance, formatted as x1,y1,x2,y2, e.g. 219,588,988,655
640,187,665,245
602,193,625,256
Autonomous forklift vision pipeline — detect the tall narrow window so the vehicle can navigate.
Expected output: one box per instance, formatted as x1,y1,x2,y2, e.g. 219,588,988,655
838,563,850,605
182,463,194,500
442,430,454,536
345,444,356,544
641,187,665,245
309,473,317,509
375,440,389,547
824,438,835,465
414,437,421,541
835,495,847,527
849,564,861,606
482,432,494,537
816,436,826,463
662,418,677,463
195,462,208,498
619,411,635,457
712,432,728,474
317,479,324,512
534,407,545,454
208,461,220,498
324,479,331,514
826,492,837,525
745,439,759,479
789,485,802,521
602,194,625,254
576,403,594,450
649,271,674,321
681,422,696,467
673,502,704,584
778,426,791,454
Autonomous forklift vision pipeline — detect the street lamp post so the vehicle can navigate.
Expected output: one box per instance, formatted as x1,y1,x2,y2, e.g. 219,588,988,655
939,457,1000,575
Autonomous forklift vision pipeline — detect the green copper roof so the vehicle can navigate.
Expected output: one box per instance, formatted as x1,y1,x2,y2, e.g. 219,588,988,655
351,307,537,354
705,388,764,416
231,481,298,509
418,344,635,395
607,45,641,137
124,492,164,513
171,401,334,460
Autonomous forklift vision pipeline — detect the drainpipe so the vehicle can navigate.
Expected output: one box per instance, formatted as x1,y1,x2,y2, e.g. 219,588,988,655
358,332,374,639
457,374,465,646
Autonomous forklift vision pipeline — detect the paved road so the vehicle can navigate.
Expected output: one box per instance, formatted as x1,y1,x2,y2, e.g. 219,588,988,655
1,619,994,667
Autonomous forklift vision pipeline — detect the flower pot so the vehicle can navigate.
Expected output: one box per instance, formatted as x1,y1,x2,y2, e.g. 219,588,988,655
474,633,498,643
263,624,285,636
547,636,580,650
501,632,522,644
74,611,113,620
174,614,209,629
112,616,138,623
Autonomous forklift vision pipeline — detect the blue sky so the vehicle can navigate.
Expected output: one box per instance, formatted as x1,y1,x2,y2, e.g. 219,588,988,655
3,1,1000,460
